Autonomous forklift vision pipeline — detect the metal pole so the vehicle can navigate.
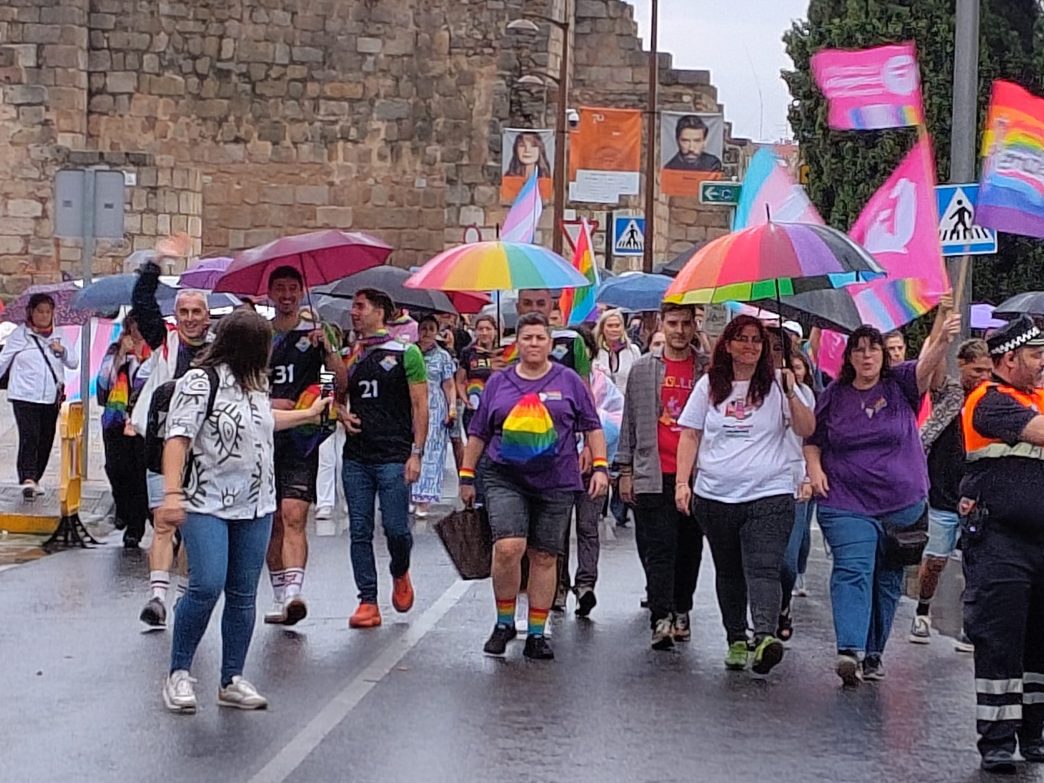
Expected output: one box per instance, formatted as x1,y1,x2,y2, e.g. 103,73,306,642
642,0,660,273
551,11,570,256
79,170,96,477
948,0,980,339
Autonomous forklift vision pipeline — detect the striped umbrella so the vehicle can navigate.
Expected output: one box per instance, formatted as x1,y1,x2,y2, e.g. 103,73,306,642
664,221,885,306
404,242,590,292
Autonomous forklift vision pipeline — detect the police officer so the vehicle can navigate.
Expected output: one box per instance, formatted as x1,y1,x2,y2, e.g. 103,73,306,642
960,315,1044,774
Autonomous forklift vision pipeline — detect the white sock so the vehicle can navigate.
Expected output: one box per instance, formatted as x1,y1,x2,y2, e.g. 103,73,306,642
283,567,305,599
269,569,287,603
149,570,170,602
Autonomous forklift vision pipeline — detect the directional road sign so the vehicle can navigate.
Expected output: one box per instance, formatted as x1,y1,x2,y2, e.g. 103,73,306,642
698,181,742,206
935,184,997,257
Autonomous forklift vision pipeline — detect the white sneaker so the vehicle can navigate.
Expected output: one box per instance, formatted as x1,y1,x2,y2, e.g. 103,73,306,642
793,574,808,597
163,670,197,713
34,482,46,496
218,676,268,710
909,614,931,644
315,518,337,537
315,506,333,520
263,602,287,624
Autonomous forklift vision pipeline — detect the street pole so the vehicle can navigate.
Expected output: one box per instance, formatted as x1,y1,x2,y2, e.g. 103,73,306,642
642,0,660,273
79,170,96,477
551,10,570,256
948,0,980,339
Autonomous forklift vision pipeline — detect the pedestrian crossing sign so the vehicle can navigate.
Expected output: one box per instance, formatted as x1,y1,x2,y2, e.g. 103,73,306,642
612,215,645,257
935,184,997,257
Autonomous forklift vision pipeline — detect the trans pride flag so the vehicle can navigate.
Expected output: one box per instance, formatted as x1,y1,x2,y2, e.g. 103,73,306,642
733,148,823,230
501,169,543,243
558,218,599,325
977,80,1044,239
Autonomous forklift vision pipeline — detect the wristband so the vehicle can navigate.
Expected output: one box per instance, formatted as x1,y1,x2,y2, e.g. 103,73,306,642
592,465,609,476
458,467,476,485
592,457,608,470
164,490,184,497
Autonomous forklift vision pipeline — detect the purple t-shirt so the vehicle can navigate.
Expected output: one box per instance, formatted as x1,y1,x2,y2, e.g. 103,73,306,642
807,360,928,516
468,363,601,493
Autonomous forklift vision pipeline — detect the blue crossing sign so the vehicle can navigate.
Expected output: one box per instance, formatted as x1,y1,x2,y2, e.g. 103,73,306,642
936,184,998,257
612,215,645,257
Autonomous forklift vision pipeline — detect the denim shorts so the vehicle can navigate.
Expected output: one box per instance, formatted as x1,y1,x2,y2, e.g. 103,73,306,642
482,465,577,555
924,506,960,557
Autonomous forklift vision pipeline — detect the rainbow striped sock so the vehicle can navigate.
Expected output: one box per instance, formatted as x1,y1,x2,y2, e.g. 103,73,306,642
528,606,549,638
496,599,516,627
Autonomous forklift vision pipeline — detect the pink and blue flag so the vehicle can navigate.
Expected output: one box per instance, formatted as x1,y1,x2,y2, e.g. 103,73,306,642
501,169,543,243
811,43,924,131
733,147,824,230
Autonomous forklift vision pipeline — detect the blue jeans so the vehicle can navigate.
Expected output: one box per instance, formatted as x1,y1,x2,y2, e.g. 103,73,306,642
780,500,814,607
343,459,413,603
170,512,273,686
817,501,926,656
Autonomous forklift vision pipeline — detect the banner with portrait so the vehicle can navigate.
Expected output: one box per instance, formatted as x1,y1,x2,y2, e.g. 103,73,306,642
568,107,642,204
660,111,724,196
501,128,555,202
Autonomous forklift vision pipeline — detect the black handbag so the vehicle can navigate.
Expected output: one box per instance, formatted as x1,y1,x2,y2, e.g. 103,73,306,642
433,506,492,580
881,509,929,568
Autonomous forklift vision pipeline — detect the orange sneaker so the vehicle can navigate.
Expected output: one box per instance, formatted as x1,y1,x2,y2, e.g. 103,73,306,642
392,572,415,613
348,602,382,628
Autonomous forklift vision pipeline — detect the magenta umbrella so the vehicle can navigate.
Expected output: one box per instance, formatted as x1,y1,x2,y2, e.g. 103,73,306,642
213,230,393,297
179,256,233,290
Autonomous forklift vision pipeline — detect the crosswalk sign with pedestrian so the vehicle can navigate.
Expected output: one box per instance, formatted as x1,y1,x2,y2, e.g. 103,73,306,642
612,215,645,257
935,184,998,257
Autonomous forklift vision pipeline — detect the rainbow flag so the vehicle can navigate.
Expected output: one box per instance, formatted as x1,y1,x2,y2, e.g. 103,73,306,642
977,80,1044,239
501,169,543,243
500,393,557,464
558,218,599,325
286,383,335,456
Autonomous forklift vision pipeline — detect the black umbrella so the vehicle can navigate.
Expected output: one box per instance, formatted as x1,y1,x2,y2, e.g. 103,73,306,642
993,292,1044,320
313,265,459,314
655,243,708,278
753,287,866,335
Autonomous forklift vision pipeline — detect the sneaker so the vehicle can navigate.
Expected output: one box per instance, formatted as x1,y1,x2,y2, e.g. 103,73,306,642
34,482,45,496
862,655,885,681
1020,742,1044,763
263,602,287,625
140,597,167,631
909,614,931,644
349,602,382,628
21,481,35,501
980,749,1017,775
836,652,862,687
651,617,675,651
522,634,554,660
283,595,308,625
163,670,197,714
315,506,333,520
954,630,975,653
793,574,808,597
575,587,597,618
552,586,568,613
483,623,517,657
672,612,691,642
752,636,785,675
392,572,415,613
725,641,749,670
218,676,268,710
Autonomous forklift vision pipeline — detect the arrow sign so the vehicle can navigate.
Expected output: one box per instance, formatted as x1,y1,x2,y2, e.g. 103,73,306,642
699,181,742,206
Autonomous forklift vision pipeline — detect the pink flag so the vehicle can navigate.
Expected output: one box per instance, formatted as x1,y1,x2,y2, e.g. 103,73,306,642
501,169,543,243
811,43,924,130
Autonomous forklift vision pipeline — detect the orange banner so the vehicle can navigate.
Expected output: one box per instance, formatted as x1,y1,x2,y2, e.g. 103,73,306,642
568,107,642,204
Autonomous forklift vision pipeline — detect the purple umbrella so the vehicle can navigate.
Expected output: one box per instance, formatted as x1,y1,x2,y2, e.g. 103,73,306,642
3,282,91,326
179,256,233,290
971,303,1007,330
213,230,393,296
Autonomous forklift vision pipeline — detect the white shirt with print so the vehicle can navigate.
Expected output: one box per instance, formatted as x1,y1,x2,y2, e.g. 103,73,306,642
166,365,277,520
677,373,795,503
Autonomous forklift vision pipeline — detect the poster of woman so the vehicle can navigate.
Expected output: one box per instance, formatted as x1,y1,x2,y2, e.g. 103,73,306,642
501,129,555,202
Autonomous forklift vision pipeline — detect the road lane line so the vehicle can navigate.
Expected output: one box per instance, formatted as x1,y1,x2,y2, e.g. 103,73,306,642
248,578,474,783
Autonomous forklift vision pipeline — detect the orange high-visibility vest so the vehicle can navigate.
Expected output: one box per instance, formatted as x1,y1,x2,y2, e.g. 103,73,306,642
962,381,1044,462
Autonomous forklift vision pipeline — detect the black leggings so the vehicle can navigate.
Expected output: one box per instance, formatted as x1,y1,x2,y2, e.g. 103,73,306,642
12,400,60,484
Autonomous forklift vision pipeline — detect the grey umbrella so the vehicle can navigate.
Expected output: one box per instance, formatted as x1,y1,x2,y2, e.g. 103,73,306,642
993,292,1044,320
313,265,459,314
753,287,866,335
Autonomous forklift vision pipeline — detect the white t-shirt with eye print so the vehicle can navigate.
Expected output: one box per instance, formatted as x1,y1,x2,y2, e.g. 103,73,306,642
166,365,277,520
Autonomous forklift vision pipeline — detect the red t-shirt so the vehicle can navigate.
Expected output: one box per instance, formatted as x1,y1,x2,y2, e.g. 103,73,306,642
658,355,697,475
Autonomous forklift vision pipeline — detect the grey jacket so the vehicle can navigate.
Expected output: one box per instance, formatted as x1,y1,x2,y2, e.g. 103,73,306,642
617,347,708,495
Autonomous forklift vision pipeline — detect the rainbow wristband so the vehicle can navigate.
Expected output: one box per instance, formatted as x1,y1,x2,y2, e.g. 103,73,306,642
592,458,609,474
459,467,476,485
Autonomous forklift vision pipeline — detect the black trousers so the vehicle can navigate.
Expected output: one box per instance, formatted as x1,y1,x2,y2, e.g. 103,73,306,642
634,475,704,624
12,400,60,484
963,521,1044,756
102,427,150,541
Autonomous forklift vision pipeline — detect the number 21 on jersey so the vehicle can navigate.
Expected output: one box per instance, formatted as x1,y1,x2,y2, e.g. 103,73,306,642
359,379,379,399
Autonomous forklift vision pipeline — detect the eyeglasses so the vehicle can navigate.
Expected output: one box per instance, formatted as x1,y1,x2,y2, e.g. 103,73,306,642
731,335,764,345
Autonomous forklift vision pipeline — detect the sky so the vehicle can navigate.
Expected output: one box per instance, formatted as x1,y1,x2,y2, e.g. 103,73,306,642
630,0,810,142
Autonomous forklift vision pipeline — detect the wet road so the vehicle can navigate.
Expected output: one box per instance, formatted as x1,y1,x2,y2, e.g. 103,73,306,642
1,516,1037,783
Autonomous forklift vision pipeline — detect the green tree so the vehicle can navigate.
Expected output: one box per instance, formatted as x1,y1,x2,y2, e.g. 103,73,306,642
783,0,1044,307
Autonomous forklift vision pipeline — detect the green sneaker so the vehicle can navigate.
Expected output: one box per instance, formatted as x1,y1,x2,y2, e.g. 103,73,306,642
751,635,785,675
724,641,749,670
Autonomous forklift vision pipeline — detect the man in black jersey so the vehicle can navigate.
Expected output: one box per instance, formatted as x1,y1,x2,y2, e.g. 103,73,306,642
264,266,345,626
341,288,428,629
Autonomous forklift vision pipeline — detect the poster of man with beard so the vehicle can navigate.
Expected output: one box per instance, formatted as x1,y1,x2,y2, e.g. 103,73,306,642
660,112,724,196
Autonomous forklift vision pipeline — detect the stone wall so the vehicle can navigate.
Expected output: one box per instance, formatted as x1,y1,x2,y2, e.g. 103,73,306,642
0,0,749,296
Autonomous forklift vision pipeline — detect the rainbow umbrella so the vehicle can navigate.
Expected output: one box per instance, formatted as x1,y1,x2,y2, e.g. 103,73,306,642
404,242,590,292
664,221,885,306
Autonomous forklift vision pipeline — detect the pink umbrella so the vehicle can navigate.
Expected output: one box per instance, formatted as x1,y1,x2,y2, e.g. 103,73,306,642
179,256,233,290
213,230,393,296
448,291,491,314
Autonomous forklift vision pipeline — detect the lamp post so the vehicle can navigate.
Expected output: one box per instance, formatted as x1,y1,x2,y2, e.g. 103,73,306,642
507,6,570,255
643,0,660,273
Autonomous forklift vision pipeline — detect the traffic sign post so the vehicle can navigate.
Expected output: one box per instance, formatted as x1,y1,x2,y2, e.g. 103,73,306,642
698,181,742,206
612,214,645,257
935,183,997,257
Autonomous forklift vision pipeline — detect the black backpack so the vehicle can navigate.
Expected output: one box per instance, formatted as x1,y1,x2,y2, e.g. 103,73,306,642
144,367,220,475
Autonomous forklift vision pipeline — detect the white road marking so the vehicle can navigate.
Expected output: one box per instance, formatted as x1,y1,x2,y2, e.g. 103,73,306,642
248,578,474,783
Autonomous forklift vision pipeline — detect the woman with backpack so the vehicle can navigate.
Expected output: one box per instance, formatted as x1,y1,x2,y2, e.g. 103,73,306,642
0,293,78,500
155,309,330,714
